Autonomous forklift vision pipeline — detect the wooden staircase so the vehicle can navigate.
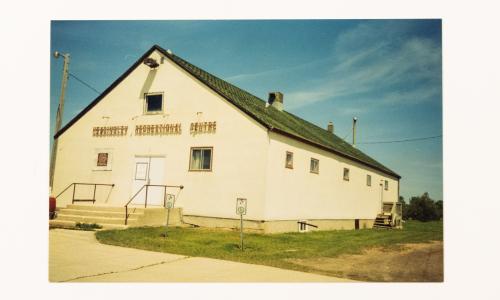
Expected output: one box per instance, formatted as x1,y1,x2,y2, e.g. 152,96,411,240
373,214,394,228
372,202,403,229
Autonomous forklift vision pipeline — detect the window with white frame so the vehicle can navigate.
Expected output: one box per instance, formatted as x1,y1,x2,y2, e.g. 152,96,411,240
93,149,112,171
367,174,372,186
310,158,319,174
189,147,213,171
384,180,389,190
97,153,108,166
144,93,163,114
343,168,350,181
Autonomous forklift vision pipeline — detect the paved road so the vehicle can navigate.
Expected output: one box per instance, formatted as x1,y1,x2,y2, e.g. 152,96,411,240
49,229,351,282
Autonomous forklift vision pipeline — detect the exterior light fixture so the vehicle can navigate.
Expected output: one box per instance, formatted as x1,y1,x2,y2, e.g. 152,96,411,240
143,57,159,68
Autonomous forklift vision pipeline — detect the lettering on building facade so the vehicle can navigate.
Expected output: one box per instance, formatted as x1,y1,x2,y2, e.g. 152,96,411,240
190,121,216,134
135,123,182,136
92,122,215,137
93,126,128,137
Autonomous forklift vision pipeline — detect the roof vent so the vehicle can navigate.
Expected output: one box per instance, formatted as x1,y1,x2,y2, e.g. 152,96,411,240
327,121,334,134
268,92,284,111
143,57,159,68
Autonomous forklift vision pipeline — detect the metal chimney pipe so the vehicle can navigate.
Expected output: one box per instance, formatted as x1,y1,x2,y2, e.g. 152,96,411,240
352,117,357,147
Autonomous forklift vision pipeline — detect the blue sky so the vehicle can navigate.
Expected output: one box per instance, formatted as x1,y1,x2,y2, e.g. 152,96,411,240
50,20,442,201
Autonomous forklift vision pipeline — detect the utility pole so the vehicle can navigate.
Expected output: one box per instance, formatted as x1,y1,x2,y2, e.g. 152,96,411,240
352,117,357,147
49,52,70,191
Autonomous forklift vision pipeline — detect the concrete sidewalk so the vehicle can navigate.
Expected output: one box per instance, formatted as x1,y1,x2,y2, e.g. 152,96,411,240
49,229,352,282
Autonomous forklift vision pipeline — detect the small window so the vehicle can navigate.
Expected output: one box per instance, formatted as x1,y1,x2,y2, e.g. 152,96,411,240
384,180,389,190
366,174,372,186
285,151,294,169
135,162,148,180
189,147,213,171
97,153,108,167
343,168,350,181
310,158,319,174
145,93,163,113
93,149,112,171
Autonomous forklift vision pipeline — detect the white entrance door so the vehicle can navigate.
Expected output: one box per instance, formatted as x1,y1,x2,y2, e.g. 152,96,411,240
132,156,165,206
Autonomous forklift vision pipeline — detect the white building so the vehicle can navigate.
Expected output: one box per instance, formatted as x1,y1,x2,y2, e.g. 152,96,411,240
51,45,401,233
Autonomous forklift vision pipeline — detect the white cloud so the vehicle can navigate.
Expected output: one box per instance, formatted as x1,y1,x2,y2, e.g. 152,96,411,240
225,56,335,83
285,25,442,111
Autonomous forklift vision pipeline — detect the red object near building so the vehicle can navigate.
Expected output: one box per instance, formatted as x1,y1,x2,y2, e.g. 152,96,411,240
49,196,56,219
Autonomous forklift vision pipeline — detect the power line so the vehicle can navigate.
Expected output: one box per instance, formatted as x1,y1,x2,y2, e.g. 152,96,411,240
342,131,351,141
358,135,442,145
68,72,101,94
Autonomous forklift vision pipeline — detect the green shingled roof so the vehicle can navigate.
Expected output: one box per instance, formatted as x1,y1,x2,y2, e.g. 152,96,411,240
55,45,399,178
156,45,400,178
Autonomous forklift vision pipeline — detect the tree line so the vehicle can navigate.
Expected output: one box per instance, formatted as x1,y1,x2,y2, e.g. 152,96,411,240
399,192,443,221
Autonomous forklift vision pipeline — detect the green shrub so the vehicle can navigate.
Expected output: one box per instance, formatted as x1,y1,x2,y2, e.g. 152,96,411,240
75,222,103,231
404,193,442,221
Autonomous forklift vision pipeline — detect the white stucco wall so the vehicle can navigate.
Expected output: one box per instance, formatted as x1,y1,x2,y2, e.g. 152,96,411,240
263,132,399,220
52,50,270,220
52,49,400,223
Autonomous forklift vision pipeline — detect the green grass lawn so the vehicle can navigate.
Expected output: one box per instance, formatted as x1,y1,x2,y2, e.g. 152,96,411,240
96,220,442,276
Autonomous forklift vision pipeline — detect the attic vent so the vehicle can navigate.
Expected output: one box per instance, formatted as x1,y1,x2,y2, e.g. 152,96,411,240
268,92,284,111
143,57,159,68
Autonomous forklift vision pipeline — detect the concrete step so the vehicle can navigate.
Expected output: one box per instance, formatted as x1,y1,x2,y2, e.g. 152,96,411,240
67,204,147,213
56,213,137,225
49,219,77,229
59,208,143,218
49,219,128,230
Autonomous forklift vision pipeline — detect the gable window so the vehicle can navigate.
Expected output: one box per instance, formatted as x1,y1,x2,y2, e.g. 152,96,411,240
384,180,389,190
310,158,319,174
366,174,372,186
343,168,350,181
145,93,163,114
189,147,213,171
285,151,294,169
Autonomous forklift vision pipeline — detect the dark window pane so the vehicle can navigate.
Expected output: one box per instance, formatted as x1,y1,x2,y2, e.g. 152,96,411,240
146,94,163,112
343,168,350,180
202,149,212,169
191,149,202,169
286,152,293,168
97,153,108,166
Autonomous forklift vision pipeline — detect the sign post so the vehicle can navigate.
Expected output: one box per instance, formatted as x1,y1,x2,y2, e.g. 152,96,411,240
164,193,175,238
236,198,247,251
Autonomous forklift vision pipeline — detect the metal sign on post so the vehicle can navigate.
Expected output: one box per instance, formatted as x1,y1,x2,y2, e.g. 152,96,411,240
236,198,247,251
164,193,175,237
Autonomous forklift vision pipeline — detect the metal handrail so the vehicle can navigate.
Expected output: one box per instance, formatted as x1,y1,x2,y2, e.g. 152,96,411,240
297,221,318,229
125,184,184,225
54,182,115,204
